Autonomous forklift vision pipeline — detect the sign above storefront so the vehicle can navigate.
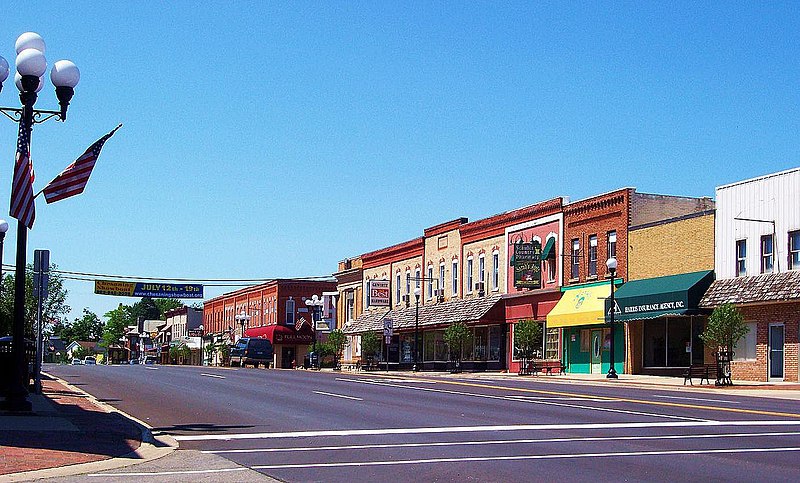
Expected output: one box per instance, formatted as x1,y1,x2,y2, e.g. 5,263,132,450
95,280,204,299
513,241,542,289
368,279,390,306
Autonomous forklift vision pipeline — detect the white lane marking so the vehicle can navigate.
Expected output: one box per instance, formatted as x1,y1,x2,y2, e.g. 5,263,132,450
507,395,611,402
251,446,800,470
172,420,800,441
656,395,740,404
344,377,708,422
200,373,226,379
145,367,158,370
88,467,248,477
202,431,800,454
313,391,363,401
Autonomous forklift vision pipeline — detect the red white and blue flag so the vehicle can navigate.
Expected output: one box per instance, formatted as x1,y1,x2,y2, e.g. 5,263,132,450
41,124,121,204
9,120,36,229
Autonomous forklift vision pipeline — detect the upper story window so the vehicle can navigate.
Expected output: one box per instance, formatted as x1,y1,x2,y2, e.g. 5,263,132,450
406,271,411,295
571,239,580,280
736,240,747,277
492,251,500,290
285,298,295,326
761,235,774,274
790,231,800,270
545,237,557,282
452,259,459,296
439,263,446,296
588,235,598,278
396,273,401,305
427,266,434,298
467,257,474,293
479,255,486,284
415,268,421,288
345,291,354,322
607,231,617,259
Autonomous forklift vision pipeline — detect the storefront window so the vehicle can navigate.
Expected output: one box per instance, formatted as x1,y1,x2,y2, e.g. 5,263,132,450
424,331,447,361
473,327,488,361
644,317,696,367
400,334,414,363
488,326,502,361
545,328,559,360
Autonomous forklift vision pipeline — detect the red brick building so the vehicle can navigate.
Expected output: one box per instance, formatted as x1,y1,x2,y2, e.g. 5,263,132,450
203,279,336,368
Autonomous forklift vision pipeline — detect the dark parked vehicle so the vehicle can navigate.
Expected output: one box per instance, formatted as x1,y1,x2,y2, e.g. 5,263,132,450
230,337,273,368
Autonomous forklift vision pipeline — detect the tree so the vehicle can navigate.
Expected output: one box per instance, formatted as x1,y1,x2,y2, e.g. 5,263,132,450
58,309,104,344
102,304,135,349
443,322,472,373
154,299,183,318
0,263,71,338
360,331,381,365
327,329,347,369
514,319,543,374
169,343,191,364
700,303,749,354
130,297,160,322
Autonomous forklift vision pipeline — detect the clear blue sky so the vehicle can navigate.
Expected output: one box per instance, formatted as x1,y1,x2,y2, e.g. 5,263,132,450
1,1,799,323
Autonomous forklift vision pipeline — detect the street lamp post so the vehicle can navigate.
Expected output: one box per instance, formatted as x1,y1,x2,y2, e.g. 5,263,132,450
305,295,323,369
606,257,619,379
0,219,7,291
412,287,421,372
0,33,79,412
234,311,251,342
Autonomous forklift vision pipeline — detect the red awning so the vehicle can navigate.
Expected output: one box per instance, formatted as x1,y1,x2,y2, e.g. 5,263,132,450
245,324,314,345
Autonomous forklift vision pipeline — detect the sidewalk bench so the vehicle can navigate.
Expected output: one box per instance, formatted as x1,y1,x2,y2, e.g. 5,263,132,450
683,364,717,385
519,360,566,376
341,361,361,372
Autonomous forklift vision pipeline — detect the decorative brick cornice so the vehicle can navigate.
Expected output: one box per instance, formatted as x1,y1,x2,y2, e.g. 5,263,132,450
362,237,424,269
424,218,469,237
460,197,564,244
564,188,631,217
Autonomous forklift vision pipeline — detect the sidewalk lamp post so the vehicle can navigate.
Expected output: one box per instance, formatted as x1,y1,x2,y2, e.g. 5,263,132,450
606,257,619,379
0,219,7,290
0,33,80,412
305,295,323,368
412,287,421,372
234,311,250,342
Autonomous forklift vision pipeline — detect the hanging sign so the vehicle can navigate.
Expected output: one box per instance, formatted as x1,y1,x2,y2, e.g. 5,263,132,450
513,240,542,289
368,279,390,306
95,280,204,299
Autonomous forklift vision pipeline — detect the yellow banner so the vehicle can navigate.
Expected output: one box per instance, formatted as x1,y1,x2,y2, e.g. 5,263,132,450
94,280,136,297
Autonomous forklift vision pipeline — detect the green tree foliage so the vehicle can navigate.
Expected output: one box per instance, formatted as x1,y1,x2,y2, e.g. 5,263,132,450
700,303,749,354
327,329,347,368
169,343,191,364
102,304,135,348
443,322,472,363
131,296,161,321
54,308,104,344
71,345,89,360
513,319,543,361
0,263,70,337
360,331,381,362
154,298,183,317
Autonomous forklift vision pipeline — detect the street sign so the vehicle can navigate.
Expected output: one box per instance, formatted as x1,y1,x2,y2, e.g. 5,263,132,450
385,335,392,345
383,317,394,337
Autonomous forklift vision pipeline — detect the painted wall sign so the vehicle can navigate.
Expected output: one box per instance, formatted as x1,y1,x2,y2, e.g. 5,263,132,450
95,280,204,299
513,241,542,289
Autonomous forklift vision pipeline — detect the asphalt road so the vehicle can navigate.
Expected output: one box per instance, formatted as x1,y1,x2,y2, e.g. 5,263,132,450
45,364,800,482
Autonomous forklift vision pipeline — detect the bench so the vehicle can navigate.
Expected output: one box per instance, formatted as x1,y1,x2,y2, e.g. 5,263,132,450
683,364,718,385
340,360,362,372
519,360,566,376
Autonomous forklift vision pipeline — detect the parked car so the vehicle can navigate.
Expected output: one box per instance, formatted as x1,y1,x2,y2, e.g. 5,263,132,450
230,337,273,368
71,358,82,365
129,359,139,365
144,356,158,365
83,356,96,365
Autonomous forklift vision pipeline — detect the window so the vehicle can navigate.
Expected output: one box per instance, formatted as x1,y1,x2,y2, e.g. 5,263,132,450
588,235,598,277
571,239,580,279
479,255,486,284
733,322,757,361
761,235,774,274
345,291,354,322
439,263,445,296
607,231,617,259
415,268,421,288
467,257,474,293
285,298,295,326
545,237,557,282
396,273,401,304
452,260,459,295
427,266,433,298
736,240,747,277
545,328,559,360
492,252,499,290
790,231,800,270
406,271,411,295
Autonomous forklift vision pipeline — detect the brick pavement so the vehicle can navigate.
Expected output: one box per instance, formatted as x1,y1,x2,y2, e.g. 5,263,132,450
0,376,143,477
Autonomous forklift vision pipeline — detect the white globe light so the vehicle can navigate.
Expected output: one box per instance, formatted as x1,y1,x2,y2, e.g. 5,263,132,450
15,32,46,54
606,257,618,271
14,72,44,92
50,60,80,88
0,219,8,234
0,56,9,83
16,48,47,77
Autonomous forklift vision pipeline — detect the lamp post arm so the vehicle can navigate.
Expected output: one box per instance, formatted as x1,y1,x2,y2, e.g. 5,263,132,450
0,106,64,124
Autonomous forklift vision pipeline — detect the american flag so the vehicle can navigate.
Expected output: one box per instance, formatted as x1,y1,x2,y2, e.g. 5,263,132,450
9,120,36,229
42,124,121,204
295,317,306,331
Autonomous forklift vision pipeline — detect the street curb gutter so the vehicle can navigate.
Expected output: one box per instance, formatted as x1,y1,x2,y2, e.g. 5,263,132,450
3,373,178,482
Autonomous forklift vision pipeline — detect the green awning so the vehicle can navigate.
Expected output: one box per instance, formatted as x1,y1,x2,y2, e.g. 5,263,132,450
607,270,714,322
540,237,555,259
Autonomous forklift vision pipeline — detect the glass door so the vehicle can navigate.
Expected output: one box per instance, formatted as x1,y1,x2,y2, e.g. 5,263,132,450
769,324,784,380
591,329,602,374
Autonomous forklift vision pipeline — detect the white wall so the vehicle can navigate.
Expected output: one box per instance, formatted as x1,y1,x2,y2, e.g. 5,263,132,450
715,168,800,279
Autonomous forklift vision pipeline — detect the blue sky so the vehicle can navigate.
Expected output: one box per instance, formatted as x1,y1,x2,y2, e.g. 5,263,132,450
1,1,799,322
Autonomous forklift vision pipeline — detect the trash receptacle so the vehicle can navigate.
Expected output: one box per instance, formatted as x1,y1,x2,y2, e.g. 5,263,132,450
0,336,35,396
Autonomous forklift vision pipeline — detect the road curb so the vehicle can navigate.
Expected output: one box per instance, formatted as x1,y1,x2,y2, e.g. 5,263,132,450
2,373,179,482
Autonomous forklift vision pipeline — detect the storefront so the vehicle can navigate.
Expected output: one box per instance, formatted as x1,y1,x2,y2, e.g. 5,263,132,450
503,289,562,373
546,281,624,374
245,324,314,369
612,270,714,376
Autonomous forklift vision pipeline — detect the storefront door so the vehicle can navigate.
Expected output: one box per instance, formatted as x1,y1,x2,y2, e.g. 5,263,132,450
281,347,295,369
769,324,784,380
591,329,602,374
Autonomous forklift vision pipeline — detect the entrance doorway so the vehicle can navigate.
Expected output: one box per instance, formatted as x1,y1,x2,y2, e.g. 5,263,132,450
769,324,784,380
282,346,295,369
591,329,602,374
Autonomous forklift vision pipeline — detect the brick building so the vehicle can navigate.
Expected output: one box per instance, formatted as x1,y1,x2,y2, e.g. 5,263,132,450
334,256,364,362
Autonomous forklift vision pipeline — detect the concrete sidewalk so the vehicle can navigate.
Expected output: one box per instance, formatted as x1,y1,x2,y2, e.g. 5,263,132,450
0,374,175,481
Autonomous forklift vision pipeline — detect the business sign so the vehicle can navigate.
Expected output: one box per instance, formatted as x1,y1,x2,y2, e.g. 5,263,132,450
368,279,390,307
383,317,394,337
187,329,204,337
607,292,688,322
95,280,204,299
513,240,542,289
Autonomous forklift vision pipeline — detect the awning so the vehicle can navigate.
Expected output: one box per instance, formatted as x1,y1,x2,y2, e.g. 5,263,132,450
541,237,555,259
546,283,611,328
245,324,314,344
610,270,714,322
